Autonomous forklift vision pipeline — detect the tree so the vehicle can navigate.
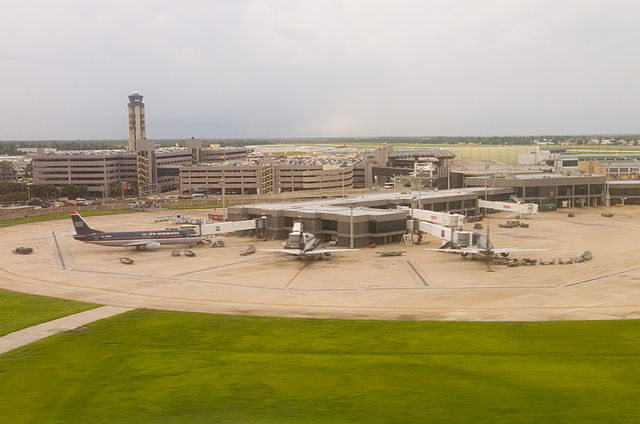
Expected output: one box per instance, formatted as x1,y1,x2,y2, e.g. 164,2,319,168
30,184,59,199
0,143,18,155
0,161,12,172
0,191,28,203
108,181,121,198
0,181,23,194
61,184,88,199
75,185,88,198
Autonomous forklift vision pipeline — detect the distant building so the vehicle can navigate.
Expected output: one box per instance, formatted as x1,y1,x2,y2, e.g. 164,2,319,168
553,153,640,175
372,148,455,189
31,149,195,196
273,164,353,193
179,163,274,195
579,160,640,180
179,162,353,195
200,146,252,163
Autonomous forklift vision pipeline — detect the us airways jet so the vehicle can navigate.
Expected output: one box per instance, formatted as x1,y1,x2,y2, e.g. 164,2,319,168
70,211,205,250
260,222,357,259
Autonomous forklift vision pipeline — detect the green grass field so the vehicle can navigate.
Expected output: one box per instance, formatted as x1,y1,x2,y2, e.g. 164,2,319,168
0,208,139,228
0,288,97,336
1,309,639,423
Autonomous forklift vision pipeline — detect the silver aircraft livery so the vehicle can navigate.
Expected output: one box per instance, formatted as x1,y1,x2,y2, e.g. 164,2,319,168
70,211,205,250
260,222,357,259
424,224,546,270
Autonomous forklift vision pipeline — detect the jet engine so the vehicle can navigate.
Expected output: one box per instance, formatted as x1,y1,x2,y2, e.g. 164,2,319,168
144,242,161,250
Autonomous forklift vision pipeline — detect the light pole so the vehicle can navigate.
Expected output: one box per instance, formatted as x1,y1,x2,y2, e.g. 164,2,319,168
484,164,489,201
349,204,355,249
222,175,226,222
408,196,414,219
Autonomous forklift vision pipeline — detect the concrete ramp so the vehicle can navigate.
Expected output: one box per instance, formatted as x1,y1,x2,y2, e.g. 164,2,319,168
0,306,133,355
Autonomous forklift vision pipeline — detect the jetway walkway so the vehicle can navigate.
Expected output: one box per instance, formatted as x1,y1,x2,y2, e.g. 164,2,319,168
160,215,266,237
412,220,452,242
408,219,477,247
477,199,538,216
200,218,264,236
409,208,465,228
408,214,482,247
398,206,464,228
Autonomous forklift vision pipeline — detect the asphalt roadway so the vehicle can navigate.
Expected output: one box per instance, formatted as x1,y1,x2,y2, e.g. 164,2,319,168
2,207,640,321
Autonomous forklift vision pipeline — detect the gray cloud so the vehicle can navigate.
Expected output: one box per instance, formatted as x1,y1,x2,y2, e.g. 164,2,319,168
1,0,639,139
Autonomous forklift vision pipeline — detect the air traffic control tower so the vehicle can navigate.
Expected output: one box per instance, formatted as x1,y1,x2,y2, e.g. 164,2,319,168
127,91,146,151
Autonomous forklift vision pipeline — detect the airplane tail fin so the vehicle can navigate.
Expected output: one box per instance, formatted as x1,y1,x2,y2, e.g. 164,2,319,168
70,211,98,235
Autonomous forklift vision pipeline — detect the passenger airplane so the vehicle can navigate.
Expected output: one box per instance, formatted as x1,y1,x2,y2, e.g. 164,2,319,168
261,223,357,259
425,225,546,262
70,211,205,250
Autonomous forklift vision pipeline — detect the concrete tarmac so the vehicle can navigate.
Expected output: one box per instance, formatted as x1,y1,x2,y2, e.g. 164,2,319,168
2,207,640,321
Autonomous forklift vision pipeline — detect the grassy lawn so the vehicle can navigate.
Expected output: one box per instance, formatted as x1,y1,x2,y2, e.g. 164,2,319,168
0,208,140,228
1,310,639,423
0,288,98,336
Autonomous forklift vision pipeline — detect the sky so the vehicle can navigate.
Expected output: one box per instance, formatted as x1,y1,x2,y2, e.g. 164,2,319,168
1,0,639,140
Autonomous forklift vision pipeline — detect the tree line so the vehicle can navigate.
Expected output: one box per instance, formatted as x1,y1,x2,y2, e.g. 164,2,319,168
0,182,88,204
0,180,139,204
3,134,640,150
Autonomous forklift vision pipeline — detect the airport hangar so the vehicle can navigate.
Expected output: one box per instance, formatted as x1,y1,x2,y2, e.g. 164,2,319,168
227,173,605,247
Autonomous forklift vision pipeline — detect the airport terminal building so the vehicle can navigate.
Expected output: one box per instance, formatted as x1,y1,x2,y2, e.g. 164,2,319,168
228,170,610,246
464,174,606,207
228,187,509,246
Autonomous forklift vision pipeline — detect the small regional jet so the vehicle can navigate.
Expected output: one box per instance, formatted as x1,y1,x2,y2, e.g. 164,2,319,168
260,222,357,259
70,211,205,250
424,225,546,269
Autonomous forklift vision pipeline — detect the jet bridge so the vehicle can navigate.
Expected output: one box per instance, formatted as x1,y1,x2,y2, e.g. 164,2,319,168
409,208,465,228
407,219,475,247
409,220,452,241
477,199,538,216
397,206,464,228
198,217,265,236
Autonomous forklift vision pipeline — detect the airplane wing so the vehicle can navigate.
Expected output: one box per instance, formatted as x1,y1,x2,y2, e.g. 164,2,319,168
260,249,303,256
303,249,358,255
122,241,152,247
492,248,547,254
424,248,481,254
260,248,357,256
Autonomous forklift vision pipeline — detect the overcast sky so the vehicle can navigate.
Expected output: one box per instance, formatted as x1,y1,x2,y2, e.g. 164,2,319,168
1,1,639,140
